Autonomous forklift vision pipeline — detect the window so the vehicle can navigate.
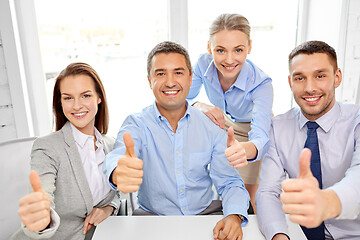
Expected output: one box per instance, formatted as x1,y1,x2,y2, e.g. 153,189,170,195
34,0,168,136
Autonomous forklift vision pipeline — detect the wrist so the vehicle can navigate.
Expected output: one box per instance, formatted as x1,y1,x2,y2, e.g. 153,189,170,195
322,189,341,220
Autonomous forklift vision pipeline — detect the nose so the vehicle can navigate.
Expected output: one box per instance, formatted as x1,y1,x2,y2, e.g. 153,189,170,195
304,79,317,93
73,98,82,110
225,52,234,64
164,74,176,88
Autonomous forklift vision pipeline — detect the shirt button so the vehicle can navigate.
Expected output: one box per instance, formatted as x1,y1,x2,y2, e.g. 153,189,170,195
176,151,180,155
183,208,186,211
159,123,162,126
177,170,180,174
161,117,164,120
171,132,174,135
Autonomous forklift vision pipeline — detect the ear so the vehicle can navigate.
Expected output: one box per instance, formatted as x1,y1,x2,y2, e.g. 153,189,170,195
247,39,252,54
288,75,293,89
189,71,193,87
97,97,102,104
334,68,342,88
207,41,212,55
147,75,153,89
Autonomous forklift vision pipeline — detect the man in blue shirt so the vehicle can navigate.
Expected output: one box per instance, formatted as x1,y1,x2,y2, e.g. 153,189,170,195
104,41,250,240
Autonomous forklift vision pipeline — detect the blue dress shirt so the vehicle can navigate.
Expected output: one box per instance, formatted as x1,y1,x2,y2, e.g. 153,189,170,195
256,102,360,240
104,102,250,224
187,53,273,161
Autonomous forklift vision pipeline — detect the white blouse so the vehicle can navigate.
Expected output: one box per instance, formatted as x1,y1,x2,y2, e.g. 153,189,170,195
70,123,111,206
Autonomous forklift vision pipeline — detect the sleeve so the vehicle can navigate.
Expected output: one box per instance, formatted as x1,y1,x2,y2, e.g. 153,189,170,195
209,129,250,226
103,115,144,190
21,208,60,239
187,55,205,105
21,138,61,238
327,118,360,220
255,123,289,240
248,78,273,161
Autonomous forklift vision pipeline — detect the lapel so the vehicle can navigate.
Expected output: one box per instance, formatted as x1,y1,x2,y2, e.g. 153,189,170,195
61,121,93,214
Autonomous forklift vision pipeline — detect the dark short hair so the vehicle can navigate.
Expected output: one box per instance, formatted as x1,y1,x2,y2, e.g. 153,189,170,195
147,41,192,76
288,40,338,72
53,62,109,134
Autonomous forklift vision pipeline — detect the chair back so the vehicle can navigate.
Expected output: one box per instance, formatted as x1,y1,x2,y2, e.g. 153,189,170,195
0,137,36,240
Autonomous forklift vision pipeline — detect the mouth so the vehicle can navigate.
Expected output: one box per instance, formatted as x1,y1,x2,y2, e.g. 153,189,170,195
222,64,238,71
72,112,87,119
162,90,180,96
303,96,322,105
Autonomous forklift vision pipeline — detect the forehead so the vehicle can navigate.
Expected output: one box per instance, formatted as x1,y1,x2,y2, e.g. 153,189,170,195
60,74,95,92
211,30,249,46
151,53,187,71
290,53,334,75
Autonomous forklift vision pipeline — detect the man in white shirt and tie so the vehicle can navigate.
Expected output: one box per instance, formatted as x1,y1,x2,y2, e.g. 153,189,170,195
256,40,360,240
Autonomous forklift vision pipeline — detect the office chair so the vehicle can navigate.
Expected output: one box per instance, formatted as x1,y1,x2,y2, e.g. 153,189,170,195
0,137,36,240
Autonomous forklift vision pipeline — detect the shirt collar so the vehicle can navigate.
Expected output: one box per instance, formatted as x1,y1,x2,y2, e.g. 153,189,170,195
70,123,102,148
298,102,340,133
152,101,191,124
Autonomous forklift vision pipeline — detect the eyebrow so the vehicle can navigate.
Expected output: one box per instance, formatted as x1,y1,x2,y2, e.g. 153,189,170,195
215,44,245,48
61,90,92,96
154,67,185,73
292,68,330,76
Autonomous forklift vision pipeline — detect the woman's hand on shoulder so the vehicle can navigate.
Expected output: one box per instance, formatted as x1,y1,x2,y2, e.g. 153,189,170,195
193,102,225,129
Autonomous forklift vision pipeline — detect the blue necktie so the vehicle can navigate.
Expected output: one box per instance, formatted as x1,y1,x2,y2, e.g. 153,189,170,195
301,121,325,240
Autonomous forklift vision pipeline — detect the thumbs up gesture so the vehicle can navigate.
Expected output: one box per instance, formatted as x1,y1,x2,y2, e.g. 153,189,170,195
280,149,341,228
111,132,144,193
18,171,51,232
225,126,248,169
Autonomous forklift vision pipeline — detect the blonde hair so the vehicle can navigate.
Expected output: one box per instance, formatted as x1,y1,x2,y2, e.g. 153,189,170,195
209,13,251,42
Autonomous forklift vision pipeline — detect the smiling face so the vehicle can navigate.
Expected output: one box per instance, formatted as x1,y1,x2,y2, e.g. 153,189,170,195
60,74,101,135
148,52,192,116
288,53,342,121
208,29,251,86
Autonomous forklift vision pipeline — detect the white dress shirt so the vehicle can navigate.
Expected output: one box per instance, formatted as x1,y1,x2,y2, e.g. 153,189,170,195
71,124,111,206
256,102,360,240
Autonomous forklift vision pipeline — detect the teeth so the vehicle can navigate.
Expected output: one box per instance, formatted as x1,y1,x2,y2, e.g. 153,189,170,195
305,97,320,102
74,112,86,117
225,66,235,70
164,90,178,94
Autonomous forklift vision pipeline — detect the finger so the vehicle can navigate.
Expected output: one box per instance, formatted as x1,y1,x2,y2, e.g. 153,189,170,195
233,161,248,169
18,197,50,215
226,150,246,162
29,171,43,193
213,220,225,239
281,178,308,192
227,126,236,147
118,157,144,171
83,215,90,234
282,203,314,216
206,112,221,127
19,192,46,207
298,148,313,179
217,114,225,129
288,214,320,228
123,132,136,158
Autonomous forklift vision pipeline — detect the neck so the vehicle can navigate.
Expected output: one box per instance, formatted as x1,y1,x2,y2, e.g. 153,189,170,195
218,71,238,93
157,103,187,132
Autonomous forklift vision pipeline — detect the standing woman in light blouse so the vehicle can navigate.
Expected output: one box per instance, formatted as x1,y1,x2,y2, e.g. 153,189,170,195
187,14,273,213
13,63,119,240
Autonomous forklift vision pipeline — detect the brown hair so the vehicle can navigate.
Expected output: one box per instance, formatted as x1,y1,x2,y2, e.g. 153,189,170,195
53,62,109,134
288,41,338,72
209,14,251,42
147,41,192,76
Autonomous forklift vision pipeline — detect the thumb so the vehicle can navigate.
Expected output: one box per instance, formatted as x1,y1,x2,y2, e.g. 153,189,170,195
29,170,43,192
123,132,136,158
298,148,313,179
227,126,235,147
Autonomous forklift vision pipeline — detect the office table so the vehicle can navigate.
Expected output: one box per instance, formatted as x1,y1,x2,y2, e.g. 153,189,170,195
93,215,306,239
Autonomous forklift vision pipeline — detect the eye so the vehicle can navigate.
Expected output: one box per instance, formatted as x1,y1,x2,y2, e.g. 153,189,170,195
63,96,72,100
235,48,243,53
316,74,325,79
294,76,304,81
175,71,184,75
156,72,165,76
216,49,224,53
83,94,91,98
